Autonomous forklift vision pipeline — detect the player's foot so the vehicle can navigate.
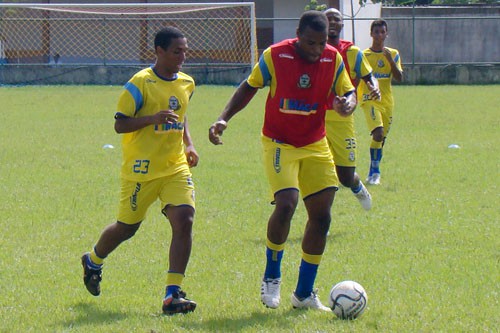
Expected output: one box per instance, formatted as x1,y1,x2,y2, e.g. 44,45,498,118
81,252,102,296
261,277,281,309
291,290,331,312
367,173,381,185
353,181,372,210
162,290,197,315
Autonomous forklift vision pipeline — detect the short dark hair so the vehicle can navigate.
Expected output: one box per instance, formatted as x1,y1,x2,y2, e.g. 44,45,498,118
298,10,328,34
154,26,184,50
370,19,388,33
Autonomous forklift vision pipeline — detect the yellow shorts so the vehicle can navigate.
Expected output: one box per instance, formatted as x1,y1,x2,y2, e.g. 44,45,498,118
262,135,338,200
325,117,357,168
361,101,393,137
117,167,195,224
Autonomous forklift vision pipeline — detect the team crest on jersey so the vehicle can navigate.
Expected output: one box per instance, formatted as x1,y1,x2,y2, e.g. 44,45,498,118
377,59,385,68
349,151,355,162
298,74,311,89
169,96,180,110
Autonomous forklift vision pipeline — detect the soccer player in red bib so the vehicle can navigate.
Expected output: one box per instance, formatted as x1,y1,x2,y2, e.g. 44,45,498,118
209,11,356,311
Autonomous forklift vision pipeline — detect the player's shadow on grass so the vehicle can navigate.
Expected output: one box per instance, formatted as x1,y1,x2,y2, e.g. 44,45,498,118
189,308,323,331
58,302,127,328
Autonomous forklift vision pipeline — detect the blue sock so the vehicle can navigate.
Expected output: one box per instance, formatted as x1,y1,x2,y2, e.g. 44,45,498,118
264,247,283,279
165,285,180,298
295,259,319,299
351,183,362,194
370,148,382,174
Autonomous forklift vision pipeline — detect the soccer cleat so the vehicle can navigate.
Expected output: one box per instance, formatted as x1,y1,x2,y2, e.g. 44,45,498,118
260,278,281,309
162,290,197,315
353,181,372,211
291,290,331,312
81,252,102,296
367,173,381,185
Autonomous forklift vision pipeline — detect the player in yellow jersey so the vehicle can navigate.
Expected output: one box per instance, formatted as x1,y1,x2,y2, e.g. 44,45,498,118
359,19,403,185
324,8,380,210
81,27,199,315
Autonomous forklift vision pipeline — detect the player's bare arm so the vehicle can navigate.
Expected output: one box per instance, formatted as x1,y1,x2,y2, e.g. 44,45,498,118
362,74,381,100
183,115,199,168
115,110,179,133
333,91,357,117
209,81,258,145
383,48,403,82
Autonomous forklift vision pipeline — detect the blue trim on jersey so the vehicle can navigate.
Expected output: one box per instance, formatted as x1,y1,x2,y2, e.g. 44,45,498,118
124,82,143,115
394,53,400,63
354,52,363,78
259,55,271,86
332,61,345,95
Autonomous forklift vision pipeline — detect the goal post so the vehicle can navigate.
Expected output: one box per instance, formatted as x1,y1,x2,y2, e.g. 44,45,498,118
0,2,257,69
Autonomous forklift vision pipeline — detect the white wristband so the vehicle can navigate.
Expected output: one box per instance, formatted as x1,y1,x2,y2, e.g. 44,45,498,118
215,120,227,127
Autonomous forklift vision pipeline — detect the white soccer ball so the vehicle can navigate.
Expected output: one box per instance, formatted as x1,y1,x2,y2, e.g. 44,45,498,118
329,280,368,320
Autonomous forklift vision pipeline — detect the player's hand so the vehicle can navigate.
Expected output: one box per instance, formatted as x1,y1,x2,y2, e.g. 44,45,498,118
209,120,227,145
185,145,199,168
333,95,356,117
366,81,381,101
153,110,179,125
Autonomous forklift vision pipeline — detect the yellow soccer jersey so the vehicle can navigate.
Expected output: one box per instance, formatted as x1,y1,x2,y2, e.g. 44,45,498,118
116,67,195,181
358,47,402,108
327,44,373,122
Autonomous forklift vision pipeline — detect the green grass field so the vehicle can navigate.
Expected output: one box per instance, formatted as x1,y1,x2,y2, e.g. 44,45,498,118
0,85,499,332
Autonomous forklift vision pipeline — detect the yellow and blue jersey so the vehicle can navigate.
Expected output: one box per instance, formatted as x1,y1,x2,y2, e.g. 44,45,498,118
327,41,373,122
116,67,195,181
358,47,402,109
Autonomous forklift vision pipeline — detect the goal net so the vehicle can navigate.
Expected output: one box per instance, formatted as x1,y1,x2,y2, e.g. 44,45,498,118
0,2,257,68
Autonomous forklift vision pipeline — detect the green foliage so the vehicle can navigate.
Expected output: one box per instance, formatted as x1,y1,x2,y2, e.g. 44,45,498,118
360,0,497,5
0,85,499,332
305,0,328,11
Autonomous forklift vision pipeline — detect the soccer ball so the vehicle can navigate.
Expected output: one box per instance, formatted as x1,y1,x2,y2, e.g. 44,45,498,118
329,280,368,320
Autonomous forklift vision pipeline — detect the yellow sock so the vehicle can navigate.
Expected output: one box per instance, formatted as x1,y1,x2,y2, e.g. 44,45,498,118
370,139,383,149
166,272,184,287
89,248,104,265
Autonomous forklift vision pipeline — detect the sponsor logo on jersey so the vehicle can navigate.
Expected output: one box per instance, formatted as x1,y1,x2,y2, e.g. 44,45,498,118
279,53,294,59
155,122,185,132
279,98,319,115
320,57,333,62
373,73,391,79
146,78,156,83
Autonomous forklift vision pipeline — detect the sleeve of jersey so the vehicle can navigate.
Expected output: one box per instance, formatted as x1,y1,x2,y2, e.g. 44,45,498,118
116,79,143,118
356,49,373,78
332,53,355,97
394,50,403,72
247,47,272,89
348,46,370,79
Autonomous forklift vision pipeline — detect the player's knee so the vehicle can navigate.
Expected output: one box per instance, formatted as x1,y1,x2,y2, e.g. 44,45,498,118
372,129,384,142
339,175,354,188
117,221,141,240
313,214,331,235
